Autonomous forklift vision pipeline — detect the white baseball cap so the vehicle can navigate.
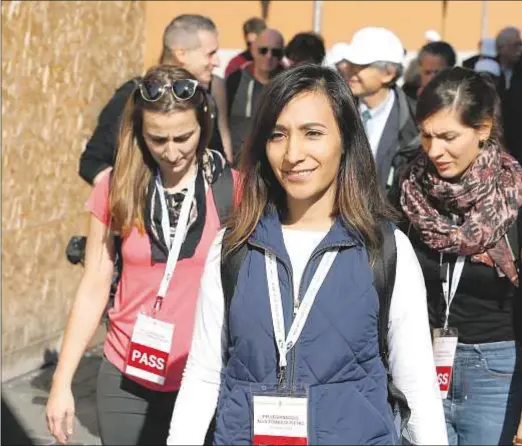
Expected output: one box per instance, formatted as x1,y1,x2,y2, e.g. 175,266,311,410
425,29,441,42
474,58,501,76
344,27,405,65
325,42,351,66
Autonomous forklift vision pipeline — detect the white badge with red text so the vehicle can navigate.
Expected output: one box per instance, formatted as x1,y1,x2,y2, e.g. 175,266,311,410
125,313,174,385
253,395,308,446
432,327,458,399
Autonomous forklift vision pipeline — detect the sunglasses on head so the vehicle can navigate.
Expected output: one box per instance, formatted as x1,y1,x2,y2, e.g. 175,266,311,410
258,47,284,59
138,79,199,102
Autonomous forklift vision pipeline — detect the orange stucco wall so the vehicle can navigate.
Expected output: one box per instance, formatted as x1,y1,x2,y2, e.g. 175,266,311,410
143,0,522,71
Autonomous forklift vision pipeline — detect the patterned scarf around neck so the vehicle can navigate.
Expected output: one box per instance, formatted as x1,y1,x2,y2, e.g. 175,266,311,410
144,149,226,264
401,140,522,286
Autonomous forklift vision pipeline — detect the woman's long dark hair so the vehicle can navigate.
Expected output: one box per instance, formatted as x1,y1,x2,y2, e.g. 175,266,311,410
224,64,396,261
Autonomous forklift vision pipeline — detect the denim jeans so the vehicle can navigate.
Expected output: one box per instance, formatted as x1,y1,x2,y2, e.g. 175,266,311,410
443,341,522,445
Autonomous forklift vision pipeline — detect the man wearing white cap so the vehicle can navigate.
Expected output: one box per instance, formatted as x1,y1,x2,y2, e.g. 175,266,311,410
344,26,419,209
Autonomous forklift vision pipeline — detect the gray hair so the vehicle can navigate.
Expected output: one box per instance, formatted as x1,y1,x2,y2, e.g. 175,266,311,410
371,61,404,87
161,14,217,62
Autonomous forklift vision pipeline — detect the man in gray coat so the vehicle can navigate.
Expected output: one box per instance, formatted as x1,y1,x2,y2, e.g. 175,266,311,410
344,26,419,210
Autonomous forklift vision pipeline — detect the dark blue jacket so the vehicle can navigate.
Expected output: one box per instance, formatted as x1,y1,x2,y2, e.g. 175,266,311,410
215,210,397,445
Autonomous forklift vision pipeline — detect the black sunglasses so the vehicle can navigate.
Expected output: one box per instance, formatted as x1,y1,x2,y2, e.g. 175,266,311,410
258,47,284,59
139,79,199,102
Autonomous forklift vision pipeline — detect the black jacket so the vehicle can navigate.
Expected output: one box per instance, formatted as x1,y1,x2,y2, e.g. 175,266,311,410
500,56,522,163
79,78,140,184
375,86,420,212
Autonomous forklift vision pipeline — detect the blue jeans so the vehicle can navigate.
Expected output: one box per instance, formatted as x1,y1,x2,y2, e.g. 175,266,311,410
444,341,522,445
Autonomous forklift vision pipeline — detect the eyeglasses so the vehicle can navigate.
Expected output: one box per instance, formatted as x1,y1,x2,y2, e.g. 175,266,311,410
258,47,284,59
138,79,199,102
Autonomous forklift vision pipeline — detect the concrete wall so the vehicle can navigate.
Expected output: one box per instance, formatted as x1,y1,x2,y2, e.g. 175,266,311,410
1,0,145,381
143,0,522,73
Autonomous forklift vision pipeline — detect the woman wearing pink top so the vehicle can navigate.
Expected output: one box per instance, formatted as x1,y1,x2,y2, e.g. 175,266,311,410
45,65,237,445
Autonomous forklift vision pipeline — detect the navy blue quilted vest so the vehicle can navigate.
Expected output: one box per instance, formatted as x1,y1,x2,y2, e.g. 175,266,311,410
215,210,397,445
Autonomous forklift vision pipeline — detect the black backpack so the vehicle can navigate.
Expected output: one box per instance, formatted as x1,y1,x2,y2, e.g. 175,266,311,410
220,221,411,432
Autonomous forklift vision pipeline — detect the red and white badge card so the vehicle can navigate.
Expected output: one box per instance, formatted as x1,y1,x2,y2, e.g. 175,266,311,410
125,313,174,386
432,327,458,399
253,395,308,446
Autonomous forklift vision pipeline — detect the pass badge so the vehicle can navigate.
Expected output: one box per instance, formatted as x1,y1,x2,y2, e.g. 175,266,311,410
432,327,458,399
125,312,174,386
253,395,308,446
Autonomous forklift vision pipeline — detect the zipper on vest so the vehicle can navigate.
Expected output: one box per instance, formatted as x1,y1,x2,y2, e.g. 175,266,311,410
250,240,356,392
288,242,356,392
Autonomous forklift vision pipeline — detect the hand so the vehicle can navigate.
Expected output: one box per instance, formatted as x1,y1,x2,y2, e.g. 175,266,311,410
45,383,75,445
514,413,522,445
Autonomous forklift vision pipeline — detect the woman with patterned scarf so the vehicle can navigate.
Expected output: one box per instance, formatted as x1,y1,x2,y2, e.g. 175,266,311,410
45,65,238,445
401,67,522,445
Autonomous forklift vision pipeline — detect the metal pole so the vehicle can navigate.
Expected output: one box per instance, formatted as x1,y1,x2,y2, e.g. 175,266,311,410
441,0,448,40
312,0,323,34
480,0,489,39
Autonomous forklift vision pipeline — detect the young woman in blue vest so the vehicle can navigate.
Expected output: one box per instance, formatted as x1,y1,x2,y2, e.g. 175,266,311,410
167,65,447,445
401,67,522,445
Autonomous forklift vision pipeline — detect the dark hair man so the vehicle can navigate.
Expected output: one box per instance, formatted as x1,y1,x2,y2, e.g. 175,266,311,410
417,41,457,95
285,32,326,67
224,17,267,78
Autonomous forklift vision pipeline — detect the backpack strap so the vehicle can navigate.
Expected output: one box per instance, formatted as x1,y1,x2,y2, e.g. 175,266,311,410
211,166,234,227
373,221,411,432
374,221,397,371
225,69,243,116
221,229,248,313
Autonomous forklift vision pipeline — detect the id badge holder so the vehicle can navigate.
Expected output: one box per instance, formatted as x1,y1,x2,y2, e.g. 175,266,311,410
124,303,174,386
432,327,458,399
251,384,309,446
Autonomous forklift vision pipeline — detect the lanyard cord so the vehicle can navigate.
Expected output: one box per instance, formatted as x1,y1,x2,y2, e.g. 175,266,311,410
440,254,465,330
153,170,196,311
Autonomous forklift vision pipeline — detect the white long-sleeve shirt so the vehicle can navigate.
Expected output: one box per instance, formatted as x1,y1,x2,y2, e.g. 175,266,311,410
167,228,448,445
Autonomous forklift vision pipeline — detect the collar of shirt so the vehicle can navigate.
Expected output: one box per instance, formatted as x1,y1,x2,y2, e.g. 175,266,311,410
359,90,396,158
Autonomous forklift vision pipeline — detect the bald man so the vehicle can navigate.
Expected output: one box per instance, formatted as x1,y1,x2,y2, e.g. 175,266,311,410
496,26,522,161
496,27,522,91
226,28,285,163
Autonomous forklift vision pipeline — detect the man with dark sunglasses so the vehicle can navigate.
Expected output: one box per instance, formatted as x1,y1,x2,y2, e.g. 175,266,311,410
224,17,266,78
226,28,285,164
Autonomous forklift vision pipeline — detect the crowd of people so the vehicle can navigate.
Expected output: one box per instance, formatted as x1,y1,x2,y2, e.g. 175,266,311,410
44,12,522,446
